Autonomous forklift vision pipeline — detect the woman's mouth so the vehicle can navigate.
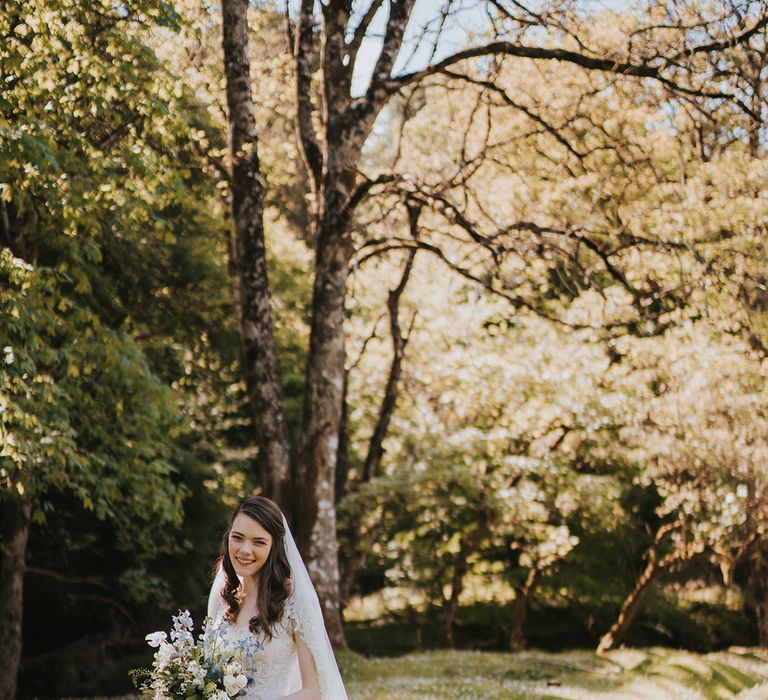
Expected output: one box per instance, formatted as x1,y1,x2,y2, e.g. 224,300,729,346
236,557,256,566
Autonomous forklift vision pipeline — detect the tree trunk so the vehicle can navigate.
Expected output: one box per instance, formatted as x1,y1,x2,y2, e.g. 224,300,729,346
287,0,418,647
294,219,351,648
221,0,292,505
509,566,540,652
439,537,472,649
597,565,659,654
439,522,488,649
596,522,679,653
0,498,31,700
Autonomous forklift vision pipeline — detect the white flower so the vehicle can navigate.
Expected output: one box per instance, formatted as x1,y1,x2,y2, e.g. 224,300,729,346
3,346,13,365
155,642,175,668
145,631,168,648
222,675,236,695
10,257,33,271
235,675,248,693
223,673,248,696
223,661,243,676
151,677,170,700
213,690,230,700
187,660,206,686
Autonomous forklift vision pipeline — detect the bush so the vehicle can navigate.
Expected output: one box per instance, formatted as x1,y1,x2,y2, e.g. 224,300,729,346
344,592,756,657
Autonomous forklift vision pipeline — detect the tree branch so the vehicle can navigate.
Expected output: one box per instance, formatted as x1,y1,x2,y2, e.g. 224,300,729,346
293,0,323,190
348,0,386,70
439,68,584,158
385,41,762,121
365,0,417,101
361,202,419,482
348,173,400,213
355,237,598,330
667,11,768,62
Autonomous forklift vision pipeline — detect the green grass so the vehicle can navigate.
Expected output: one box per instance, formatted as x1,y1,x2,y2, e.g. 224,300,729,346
336,647,768,699
67,648,768,700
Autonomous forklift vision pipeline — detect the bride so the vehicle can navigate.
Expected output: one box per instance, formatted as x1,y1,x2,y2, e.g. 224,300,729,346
206,496,348,700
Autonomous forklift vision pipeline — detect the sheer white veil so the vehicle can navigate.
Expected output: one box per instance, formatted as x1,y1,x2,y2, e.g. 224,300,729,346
207,514,348,700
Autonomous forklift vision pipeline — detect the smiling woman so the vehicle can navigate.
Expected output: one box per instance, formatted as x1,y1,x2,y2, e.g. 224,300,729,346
207,496,348,699
217,498,290,641
230,515,274,578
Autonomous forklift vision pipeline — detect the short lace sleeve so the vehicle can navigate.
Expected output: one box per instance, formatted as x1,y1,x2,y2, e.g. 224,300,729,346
283,592,303,637
281,585,345,699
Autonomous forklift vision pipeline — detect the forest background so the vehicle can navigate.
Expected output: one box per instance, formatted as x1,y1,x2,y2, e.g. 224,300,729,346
2,0,768,697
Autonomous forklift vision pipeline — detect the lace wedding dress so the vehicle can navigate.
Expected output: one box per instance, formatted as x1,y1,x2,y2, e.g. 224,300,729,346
207,591,304,700
206,515,348,700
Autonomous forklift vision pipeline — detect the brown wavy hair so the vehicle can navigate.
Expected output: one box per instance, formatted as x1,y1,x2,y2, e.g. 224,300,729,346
213,495,291,640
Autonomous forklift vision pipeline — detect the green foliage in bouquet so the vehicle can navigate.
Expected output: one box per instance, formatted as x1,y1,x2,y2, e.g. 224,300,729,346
132,610,254,700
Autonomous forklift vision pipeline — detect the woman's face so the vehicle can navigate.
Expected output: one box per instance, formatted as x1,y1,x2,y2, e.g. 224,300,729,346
228,512,273,578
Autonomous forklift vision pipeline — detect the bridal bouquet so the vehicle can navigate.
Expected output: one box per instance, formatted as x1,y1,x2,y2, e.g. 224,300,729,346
131,610,250,700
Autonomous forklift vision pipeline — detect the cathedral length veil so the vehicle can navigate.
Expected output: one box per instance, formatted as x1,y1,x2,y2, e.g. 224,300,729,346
207,515,348,700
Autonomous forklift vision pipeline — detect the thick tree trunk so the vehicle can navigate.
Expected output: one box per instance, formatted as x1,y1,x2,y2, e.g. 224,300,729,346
509,566,540,652
0,498,31,700
294,219,352,648
288,0,418,647
221,0,292,505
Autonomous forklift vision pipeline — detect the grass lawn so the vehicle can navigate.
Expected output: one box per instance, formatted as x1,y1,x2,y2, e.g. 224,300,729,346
336,647,768,699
